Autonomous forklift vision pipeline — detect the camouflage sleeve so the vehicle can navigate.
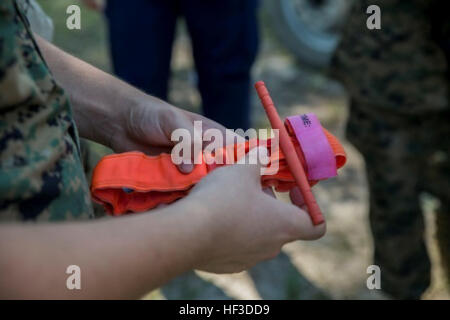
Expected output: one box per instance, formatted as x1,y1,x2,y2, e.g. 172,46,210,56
0,0,93,222
16,0,54,41
0,1,45,110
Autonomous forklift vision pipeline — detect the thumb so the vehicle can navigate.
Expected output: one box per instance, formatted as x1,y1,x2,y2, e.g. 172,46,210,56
178,162,194,174
176,120,202,174
265,195,326,241
289,187,308,211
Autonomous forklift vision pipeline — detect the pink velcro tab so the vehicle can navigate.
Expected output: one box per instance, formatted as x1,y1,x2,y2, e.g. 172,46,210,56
286,113,337,180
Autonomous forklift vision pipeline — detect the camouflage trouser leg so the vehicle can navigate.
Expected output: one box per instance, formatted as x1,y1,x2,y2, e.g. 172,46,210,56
422,118,450,286
436,202,450,286
331,0,450,298
364,152,431,299
347,104,431,299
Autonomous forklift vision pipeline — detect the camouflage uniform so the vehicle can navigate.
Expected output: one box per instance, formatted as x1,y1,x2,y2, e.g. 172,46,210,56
332,0,450,299
0,0,93,222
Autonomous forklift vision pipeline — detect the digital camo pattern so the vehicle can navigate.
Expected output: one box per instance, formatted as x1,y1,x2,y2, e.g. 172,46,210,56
16,0,54,41
332,0,450,299
0,0,93,222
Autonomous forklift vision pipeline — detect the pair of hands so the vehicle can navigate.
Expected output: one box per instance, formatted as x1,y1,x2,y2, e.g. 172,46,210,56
111,101,326,274
32,18,325,277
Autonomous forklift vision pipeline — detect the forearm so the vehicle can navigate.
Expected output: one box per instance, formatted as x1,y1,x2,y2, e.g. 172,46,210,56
34,34,168,148
0,200,206,299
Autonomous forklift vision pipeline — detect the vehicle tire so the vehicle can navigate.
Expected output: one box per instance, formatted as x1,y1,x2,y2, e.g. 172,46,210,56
265,0,353,69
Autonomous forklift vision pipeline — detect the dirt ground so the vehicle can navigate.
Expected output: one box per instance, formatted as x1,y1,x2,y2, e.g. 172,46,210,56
40,1,449,300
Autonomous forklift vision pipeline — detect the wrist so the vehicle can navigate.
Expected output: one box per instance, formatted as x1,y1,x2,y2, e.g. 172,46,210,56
71,89,125,149
95,91,147,151
170,196,215,269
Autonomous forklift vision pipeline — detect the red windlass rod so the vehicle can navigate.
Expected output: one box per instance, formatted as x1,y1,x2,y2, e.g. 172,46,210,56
255,81,324,225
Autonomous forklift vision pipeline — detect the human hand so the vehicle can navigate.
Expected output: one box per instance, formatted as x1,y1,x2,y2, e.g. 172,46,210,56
182,147,326,274
111,98,233,173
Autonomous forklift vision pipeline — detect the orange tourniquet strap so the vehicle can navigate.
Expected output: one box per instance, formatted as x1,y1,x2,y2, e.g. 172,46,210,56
91,130,346,216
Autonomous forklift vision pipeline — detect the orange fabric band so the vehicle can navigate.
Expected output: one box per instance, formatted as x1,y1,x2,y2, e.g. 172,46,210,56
91,128,346,216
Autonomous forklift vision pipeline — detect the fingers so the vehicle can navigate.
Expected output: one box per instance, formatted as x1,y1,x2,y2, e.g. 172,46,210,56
237,146,268,166
176,144,197,174
236,146,268,184
197,114,228,136
263,187,276,198
174,119,202,174
178,163,194,174
175,114,222,174
175,111,247,174
263,194,326,241
289,187,308,211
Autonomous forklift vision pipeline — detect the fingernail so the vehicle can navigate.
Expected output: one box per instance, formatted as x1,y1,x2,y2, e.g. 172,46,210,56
179,163,194,173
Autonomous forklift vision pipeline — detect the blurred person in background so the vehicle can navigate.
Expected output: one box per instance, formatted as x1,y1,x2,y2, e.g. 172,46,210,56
83,0,259,130
332,0,450,299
